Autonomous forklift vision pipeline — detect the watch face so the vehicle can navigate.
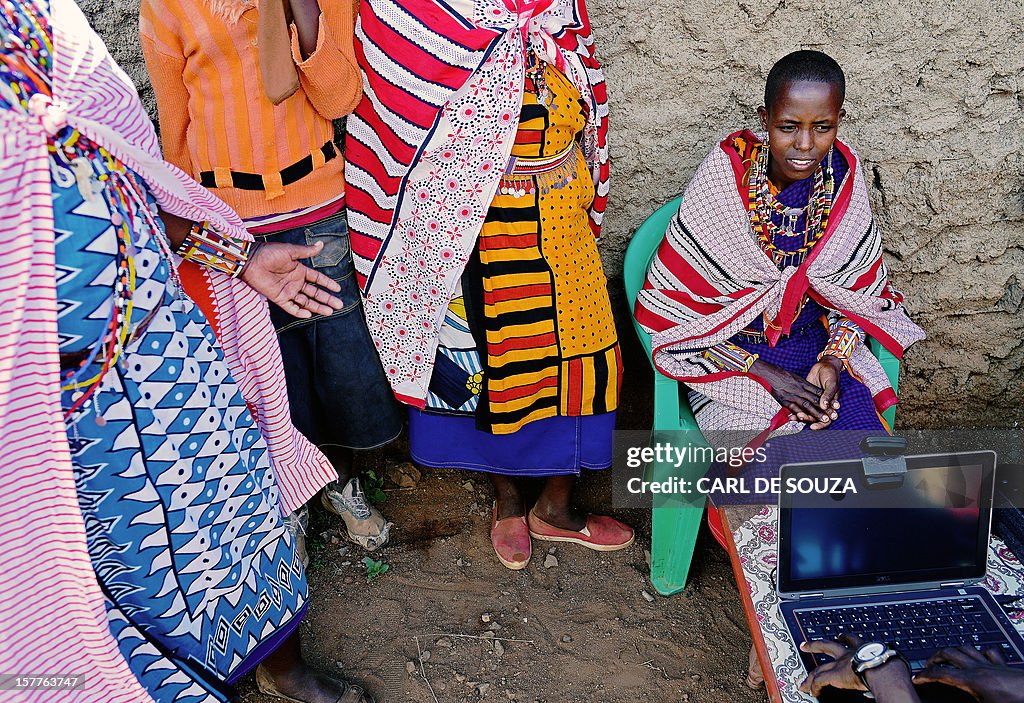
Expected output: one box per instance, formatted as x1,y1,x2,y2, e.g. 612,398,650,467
856,642,886,661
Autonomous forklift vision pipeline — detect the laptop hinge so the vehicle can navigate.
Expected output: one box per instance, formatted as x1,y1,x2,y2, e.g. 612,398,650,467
940,581,967,588
796,592,825,600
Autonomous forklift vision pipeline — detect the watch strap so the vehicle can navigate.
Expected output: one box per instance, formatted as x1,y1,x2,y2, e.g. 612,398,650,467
853,647,905,687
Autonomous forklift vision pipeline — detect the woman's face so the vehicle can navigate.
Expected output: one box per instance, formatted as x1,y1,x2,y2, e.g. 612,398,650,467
756,80,845,189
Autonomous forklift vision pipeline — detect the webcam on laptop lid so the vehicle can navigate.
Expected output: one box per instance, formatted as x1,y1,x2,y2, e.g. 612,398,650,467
860,435,908,487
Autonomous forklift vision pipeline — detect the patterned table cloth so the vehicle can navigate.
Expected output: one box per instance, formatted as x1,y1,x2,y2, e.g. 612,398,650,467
727,505,1024,703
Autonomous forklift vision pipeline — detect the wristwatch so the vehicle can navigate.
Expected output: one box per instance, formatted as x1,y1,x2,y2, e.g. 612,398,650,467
851,641,901,686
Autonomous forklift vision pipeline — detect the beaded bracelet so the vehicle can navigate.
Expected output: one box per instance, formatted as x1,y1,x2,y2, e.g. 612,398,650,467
703,341,759,373
818,317,864,363
175,221,253,278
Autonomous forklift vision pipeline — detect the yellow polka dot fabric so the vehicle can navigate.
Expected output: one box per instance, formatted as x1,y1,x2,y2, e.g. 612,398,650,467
473,65,620,434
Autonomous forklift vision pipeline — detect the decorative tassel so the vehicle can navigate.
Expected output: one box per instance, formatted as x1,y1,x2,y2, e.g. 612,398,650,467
498,143,580,199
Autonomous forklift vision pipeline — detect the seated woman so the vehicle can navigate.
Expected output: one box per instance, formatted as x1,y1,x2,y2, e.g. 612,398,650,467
634,50,926,522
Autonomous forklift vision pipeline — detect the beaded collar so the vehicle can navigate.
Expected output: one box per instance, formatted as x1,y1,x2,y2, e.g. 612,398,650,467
2,0,179,420
743,138,836,270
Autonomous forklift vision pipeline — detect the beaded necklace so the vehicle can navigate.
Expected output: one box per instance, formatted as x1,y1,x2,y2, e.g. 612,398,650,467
2,0,180,421
746,141,835,269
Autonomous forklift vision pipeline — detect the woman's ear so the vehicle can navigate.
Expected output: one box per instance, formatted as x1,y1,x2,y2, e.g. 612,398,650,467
837,108,846,127
756,105,769,131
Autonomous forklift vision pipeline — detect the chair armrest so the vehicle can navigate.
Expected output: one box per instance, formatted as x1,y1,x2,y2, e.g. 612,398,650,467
867,336,901,395
653,370,683,431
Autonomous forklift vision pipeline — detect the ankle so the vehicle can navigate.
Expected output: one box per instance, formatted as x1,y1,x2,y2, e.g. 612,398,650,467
531,502,584,530
494,493,525,520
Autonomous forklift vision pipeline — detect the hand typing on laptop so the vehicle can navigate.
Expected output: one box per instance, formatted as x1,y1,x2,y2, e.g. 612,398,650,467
915,645,1024,702
800,634,920,702
800,636,1024,703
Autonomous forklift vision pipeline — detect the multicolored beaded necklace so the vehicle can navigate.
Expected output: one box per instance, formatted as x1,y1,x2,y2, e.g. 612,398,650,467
2,0,179,421
746,141,835,269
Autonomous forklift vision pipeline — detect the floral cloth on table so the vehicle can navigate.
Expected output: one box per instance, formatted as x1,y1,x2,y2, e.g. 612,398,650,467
731,506,1024,703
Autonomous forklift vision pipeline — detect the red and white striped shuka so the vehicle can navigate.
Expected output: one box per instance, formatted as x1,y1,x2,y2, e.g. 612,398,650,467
634,131,926,440
345,0,610,407
0,1,334,700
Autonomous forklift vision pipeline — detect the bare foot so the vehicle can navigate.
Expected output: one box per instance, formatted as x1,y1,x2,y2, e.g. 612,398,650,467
490,475,525,521
259,664,371,703
530,501,586,532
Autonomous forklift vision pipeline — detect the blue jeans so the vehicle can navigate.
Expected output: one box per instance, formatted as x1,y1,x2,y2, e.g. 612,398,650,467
254,211,402,451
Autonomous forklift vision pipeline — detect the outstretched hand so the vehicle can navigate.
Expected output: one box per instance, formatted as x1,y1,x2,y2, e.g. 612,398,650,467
240,241,344,319
915,646,1024,703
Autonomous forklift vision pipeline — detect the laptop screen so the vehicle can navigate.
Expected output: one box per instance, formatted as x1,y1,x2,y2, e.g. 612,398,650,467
778,452,995,596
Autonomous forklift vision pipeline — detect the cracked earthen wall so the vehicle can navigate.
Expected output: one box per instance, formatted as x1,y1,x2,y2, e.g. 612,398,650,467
82,0,1023,428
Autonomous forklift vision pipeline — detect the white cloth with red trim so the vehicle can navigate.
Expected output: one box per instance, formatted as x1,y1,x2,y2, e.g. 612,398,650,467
634,133,925,438
345,0,610,406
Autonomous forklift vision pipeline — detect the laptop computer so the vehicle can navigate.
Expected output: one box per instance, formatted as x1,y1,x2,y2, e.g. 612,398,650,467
777,451,1024,701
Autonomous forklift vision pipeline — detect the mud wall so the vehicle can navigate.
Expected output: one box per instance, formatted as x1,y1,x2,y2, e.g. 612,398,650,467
81,0,1024,428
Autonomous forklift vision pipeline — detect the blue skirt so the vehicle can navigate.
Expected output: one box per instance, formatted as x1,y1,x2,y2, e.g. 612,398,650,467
409,408,616,476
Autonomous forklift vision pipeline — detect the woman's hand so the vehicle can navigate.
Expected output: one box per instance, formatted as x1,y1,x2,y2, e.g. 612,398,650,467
287,0,322,59
805,355,843,429
240,241,343,318
914,646,1024,703
751,358,836,427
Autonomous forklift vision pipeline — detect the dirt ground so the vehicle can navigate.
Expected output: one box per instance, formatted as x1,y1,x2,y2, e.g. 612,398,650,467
236,472,769,703
236,319,771,703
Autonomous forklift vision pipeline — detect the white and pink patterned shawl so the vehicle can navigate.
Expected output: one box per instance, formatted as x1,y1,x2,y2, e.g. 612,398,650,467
0,0,334,700
634,131,925,441
345,0,609,407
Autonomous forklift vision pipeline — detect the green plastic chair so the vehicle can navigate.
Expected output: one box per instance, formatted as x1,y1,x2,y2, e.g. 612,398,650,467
624,196,902,595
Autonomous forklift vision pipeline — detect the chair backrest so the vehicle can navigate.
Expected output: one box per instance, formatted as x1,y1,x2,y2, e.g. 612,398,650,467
623,196,683,362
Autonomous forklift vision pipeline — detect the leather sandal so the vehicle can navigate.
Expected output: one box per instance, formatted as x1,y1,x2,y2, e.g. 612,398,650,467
490,502,531,570
255,664,375,703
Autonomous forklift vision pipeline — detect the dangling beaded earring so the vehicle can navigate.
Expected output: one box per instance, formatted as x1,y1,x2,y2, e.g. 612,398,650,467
824,145,835,195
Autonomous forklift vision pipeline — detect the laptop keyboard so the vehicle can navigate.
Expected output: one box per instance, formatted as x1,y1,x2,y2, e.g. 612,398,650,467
795,596,1023,670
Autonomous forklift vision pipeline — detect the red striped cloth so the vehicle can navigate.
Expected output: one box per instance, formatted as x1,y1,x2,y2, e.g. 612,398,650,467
0,1,335,699
345,0,610,407
634,131,926,440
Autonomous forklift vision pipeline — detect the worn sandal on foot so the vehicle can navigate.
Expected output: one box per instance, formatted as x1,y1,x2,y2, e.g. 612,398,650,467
527,510,634,552
255,664,375,703
491,502,531,570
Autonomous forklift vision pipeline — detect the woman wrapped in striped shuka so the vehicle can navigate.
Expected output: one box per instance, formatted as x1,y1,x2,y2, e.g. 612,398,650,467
345,0,634,568
634,51,926,530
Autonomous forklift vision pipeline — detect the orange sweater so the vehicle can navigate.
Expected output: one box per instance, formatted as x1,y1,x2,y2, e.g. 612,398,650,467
140,0,361,218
